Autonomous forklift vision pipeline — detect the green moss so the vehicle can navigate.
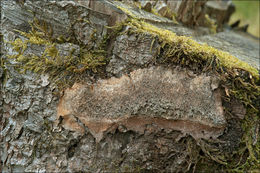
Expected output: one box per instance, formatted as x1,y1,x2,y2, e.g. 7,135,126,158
112,7,259,172
237,109,260,170
112,15,259,117
131,19,258,78
7,18,107,90
117,5,258,79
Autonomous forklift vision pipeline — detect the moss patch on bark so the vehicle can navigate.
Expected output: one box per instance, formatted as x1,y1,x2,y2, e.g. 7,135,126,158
7,18,108,90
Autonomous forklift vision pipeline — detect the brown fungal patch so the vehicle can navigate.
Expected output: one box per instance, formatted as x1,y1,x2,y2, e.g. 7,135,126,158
57,67,226,141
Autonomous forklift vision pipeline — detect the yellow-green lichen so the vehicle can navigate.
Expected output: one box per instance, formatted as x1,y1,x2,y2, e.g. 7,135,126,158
117,5,258,79
7,18,107,90
128,19,258,78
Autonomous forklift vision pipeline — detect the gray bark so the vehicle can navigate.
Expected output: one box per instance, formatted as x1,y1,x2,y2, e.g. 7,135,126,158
0,0,259,172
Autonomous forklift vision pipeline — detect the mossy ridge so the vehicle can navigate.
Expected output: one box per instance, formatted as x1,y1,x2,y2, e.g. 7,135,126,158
116,6,259,112
114,18,259,105
7,18,108,90
116,5,258,78
110,12,260,171
133,19,258,78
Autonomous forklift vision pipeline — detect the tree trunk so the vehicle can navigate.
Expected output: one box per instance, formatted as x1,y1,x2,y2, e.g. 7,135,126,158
0,0,259,172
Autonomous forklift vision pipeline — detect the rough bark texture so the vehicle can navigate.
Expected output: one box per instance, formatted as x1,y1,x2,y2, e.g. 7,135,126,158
0,0,259,172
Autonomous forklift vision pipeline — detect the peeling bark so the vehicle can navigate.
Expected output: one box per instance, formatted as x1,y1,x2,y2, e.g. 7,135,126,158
0,0,259,172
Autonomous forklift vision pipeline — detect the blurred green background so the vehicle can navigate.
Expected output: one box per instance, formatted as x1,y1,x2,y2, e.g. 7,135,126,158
229,0,260,37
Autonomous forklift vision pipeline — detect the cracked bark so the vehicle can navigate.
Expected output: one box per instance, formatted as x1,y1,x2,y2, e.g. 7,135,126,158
0,0,259,172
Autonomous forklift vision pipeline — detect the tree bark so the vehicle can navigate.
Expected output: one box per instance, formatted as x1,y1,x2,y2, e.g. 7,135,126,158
0,0,259,172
